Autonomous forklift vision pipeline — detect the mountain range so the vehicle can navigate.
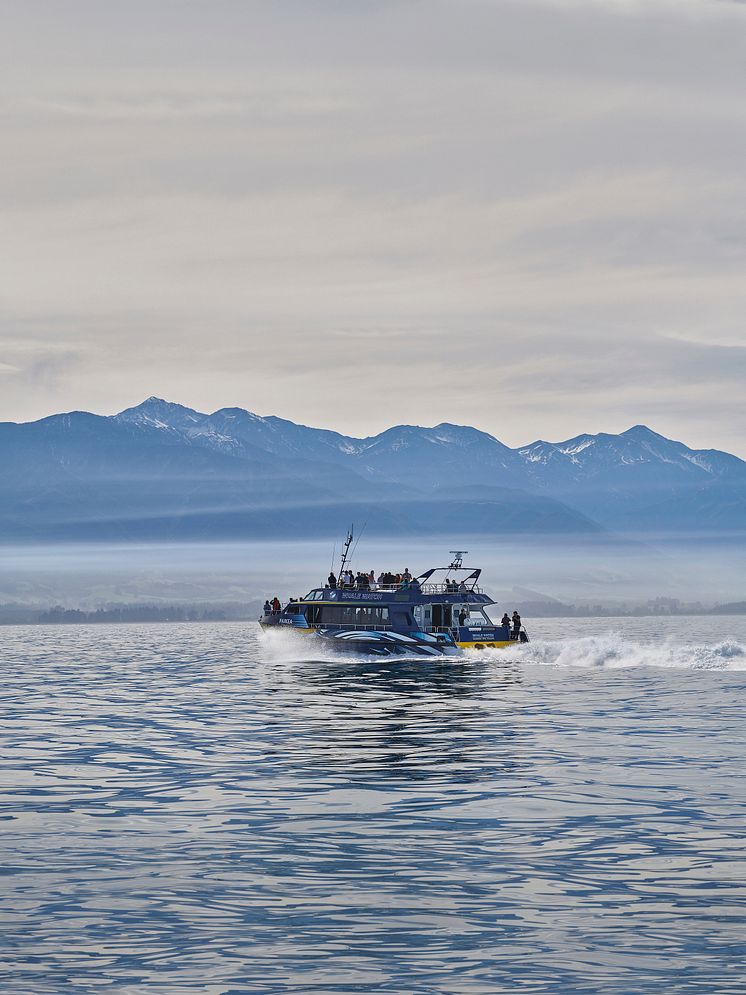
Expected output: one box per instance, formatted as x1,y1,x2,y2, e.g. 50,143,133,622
0,396,744,541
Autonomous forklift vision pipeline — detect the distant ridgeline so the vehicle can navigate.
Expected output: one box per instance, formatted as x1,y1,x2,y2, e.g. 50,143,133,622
37,605,230,624
0,397,745,541
1,599,744,626
0,602,256,625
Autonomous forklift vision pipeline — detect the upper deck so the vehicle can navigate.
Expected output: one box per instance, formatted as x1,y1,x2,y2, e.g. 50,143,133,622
301,582,494,607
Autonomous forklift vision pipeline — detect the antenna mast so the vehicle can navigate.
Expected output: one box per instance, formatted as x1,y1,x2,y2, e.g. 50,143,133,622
338,526,354,578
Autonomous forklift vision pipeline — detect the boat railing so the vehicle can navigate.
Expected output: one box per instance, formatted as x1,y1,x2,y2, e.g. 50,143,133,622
333,583,483,595
419,583,482,595
424,620,507,632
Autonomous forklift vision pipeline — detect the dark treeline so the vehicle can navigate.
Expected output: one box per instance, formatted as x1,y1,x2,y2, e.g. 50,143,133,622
39,605,230,624
0,603,258,625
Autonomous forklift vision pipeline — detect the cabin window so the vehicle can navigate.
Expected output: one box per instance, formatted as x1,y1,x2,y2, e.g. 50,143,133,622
318,605,390,626
465,608,491,627
284,604,302,615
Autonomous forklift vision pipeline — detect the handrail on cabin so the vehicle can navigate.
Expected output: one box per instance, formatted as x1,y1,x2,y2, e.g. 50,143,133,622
332,582,483,595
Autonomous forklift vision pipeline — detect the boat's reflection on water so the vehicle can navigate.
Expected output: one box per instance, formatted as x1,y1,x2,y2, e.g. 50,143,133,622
275,654,527,784
292,652,523,693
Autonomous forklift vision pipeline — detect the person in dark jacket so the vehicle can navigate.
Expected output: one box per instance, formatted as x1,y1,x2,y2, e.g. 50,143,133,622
501,612,510,628
328,572,337,589
511,611,521,638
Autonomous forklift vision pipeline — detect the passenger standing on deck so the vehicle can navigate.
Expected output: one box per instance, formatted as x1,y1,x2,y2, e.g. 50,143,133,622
458,608,467,626
369,571,377,591
328,572,337,589
263,600,271,615
272,596,281,614
402,568,412,583
512,611,521,639
501,612,510,628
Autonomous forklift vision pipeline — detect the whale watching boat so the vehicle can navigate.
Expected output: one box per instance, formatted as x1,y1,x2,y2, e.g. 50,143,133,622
259,532,529,657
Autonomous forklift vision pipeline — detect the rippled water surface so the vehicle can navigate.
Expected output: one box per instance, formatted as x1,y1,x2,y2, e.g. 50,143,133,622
2,618,746,993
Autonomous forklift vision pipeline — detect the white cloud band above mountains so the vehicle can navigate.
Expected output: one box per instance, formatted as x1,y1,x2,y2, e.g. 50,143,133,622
1,0,745,455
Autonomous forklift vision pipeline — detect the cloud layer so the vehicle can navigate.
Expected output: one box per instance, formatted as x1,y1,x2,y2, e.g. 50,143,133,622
2,0,745,453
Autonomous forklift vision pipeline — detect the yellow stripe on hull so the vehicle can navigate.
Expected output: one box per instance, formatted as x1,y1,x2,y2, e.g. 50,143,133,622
456,640,514,650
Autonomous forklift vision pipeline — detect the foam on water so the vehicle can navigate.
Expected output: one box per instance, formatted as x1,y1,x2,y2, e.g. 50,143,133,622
481,634,746,671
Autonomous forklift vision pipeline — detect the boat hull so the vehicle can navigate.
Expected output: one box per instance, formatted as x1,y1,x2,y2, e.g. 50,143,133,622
260,623,526,657
260,624,460,657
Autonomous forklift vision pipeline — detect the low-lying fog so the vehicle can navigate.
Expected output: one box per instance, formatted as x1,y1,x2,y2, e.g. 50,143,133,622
1,535,744,613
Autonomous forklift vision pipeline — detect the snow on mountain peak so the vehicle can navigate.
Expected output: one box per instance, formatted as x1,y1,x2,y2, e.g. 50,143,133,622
558,439,595,456
118,397,203,421
105,399,745,493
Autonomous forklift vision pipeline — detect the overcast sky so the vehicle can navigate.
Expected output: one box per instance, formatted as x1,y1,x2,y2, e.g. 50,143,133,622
2,0,745,453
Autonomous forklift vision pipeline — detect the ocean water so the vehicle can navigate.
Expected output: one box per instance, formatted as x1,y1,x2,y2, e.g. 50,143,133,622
1,617,746,994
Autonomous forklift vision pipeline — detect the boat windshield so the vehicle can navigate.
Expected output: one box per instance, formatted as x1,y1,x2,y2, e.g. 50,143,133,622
461,607,493,627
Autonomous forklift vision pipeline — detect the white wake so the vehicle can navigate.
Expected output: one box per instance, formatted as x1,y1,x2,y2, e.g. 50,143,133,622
478,633,746,671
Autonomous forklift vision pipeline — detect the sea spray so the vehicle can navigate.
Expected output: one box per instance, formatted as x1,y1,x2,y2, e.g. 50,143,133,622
484,634,746,671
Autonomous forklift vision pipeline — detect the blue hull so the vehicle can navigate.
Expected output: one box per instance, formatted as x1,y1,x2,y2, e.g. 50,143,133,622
261,624,459,657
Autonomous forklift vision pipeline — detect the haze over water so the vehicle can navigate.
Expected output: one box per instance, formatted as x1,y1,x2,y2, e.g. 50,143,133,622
2,617,746,993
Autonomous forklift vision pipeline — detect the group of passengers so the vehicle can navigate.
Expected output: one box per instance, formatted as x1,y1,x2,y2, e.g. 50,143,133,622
327,569,420,591
263,597,282,615
501,610,523,637
444,578,469,593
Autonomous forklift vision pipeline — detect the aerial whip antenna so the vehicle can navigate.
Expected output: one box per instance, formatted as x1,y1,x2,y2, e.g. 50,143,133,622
350,521,367,567
338,525,354,578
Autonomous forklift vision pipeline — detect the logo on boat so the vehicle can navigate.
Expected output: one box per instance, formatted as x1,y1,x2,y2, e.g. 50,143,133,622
328,590,384,600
